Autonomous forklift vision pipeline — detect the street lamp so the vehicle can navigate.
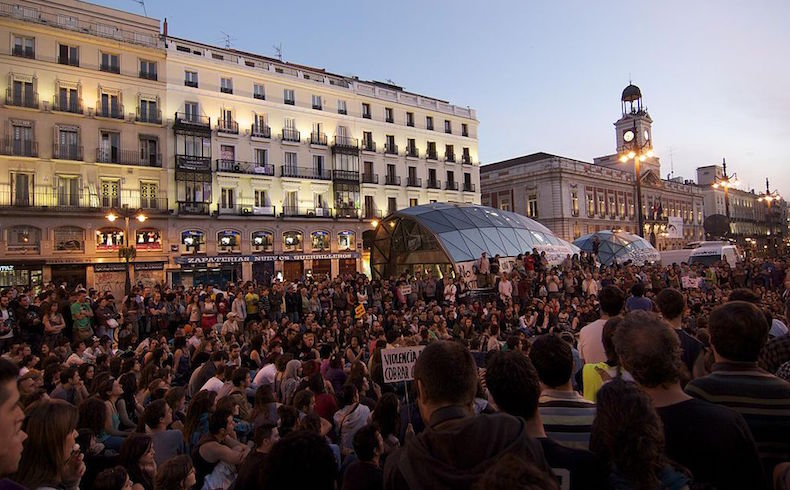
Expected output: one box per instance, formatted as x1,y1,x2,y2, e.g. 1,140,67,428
106,208,147,296
757,178,781,206
711,158,737,237
618,121,654,237
758,178,782,256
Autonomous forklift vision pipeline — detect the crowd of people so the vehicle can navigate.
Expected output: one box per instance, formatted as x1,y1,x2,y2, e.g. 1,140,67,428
0,248,789,489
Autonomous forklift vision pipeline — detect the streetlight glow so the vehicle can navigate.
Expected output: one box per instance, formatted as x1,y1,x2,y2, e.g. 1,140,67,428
106,212,118,222
371,219,379,228
136,213,147,223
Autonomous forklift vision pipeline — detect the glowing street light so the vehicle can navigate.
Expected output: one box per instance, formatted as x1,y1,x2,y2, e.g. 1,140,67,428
106,208,147,296
618,122,654,238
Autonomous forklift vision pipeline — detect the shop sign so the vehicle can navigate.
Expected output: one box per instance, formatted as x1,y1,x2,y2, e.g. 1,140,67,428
175,253,360,265
93,263,127,272
0,265,14,272
134,262,165,271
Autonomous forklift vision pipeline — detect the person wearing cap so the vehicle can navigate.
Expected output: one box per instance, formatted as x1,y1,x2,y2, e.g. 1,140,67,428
221,312,241,336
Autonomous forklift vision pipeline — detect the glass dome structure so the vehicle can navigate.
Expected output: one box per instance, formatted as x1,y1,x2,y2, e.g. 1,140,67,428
370,203,579,280
573,230,660,266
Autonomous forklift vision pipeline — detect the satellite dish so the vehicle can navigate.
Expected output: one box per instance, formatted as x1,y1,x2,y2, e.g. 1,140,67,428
704,214,730,238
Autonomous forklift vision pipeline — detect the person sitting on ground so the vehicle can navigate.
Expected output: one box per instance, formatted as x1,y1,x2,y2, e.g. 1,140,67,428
234,423,278,490
153,454,195,490
140,399,188,467
578,286,624,364
624,282,654,312
259,430,337,490
0,358,27,487
615,310,765,489
655,288,706,380
192,407,249,490
342,423,385,490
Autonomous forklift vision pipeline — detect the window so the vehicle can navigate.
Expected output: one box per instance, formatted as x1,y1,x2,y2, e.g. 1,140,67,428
10,122,34,157
362,131,374,151
571,190,579,217
446,170,455,184
284,151,298,173
56,85,80,113
364,195,376,218
406,138,417,157
184,102,199,121
56,175,80,207
55,126,80,160
283,231,303,252
362,103,371,119
312,95,322,110
385,107,394,123
338,231,355,251
58,43,79,66
139,60,157,80
428,168,437,184
138,97,158,123
217,230,241,253
254,83,265,100
426,116,434,130
284,89,295,105
10,172,33,207
181,230,205,253
9,79,35,108
406,112,414,127
313,155,326,176
100,179,120,208
100,52,119,73
527,195,538,218
462,147,471,164
337,99,347,114
409,198,418,207
255,148,268,167
252,231,273,252
12,35,34,58
385,135,396,154
254,189,270,210
587,193,595,217
445,144,455,162
220,188,235,210
220,77,233,94
96,228,124,251
6,225,40,252
185,70,198,88
426,141,437,160
140,182,159,208
135,229,161,251
312,231,330,251
54,226,84,252
99,91,122,118
619,196,626,218
388,197,397,214
609,195,616,218
98,131,120,163
444,120,452,134
598,193,605,218
462,123,469,137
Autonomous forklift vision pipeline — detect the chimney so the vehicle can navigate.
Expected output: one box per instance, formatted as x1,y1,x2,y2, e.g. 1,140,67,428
163,18,167,37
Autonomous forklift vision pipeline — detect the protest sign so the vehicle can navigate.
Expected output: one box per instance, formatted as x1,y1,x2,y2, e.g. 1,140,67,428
381,346,425,383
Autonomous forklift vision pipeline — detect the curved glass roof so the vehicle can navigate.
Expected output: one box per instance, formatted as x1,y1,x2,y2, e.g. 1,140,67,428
573,230,660,266
379,203,576,263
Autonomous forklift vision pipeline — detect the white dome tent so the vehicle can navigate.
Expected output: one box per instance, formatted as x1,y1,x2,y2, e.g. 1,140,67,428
573,230,660,266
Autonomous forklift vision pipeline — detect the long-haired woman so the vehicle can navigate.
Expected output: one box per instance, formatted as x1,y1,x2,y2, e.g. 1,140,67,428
183,389,217,447
119,434,156,490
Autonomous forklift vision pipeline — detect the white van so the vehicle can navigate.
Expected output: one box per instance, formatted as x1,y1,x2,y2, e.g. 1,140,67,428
688,241,740,268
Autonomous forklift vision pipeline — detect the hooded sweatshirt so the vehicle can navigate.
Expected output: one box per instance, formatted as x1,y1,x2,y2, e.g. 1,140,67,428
384,406,550,490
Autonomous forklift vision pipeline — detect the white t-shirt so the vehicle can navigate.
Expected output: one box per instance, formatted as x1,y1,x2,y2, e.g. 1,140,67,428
578,318,607,364
253,363,277,387
200,376,224,393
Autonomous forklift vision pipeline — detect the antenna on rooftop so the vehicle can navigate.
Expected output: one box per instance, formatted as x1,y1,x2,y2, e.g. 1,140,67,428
131,0,147,16
385,79,396,85
668,146,675,179
220,31,236,49
273,43,283,61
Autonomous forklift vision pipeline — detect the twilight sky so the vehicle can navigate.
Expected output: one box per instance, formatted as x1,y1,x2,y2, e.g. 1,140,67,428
96,0,790,196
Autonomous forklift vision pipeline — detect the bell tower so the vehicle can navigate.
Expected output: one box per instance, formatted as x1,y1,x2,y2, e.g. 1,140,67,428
615,84,653,154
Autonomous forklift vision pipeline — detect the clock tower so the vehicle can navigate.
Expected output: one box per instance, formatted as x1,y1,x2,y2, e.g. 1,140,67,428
615,84,653,153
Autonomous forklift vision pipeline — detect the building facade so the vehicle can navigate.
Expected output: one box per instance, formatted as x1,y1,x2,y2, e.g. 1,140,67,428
0,0,479,294
481,85,705,250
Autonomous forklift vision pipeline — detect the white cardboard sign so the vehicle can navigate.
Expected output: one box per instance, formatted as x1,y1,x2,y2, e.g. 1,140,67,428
381,346,425,383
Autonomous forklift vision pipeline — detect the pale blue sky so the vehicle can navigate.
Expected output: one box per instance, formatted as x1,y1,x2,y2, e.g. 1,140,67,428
96,0,790,196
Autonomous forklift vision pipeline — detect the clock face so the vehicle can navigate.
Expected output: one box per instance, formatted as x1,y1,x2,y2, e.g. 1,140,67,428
623,130,634,142
643,130,650,141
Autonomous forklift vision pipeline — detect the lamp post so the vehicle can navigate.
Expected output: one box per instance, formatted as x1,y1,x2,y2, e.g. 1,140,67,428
618,120,654,237
758,178,782,256
711,158,737,238
106,208,147,296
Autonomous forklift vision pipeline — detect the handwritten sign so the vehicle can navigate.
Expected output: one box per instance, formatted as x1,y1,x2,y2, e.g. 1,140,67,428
381,346,425,383
355,304,366,318
681,276,702,289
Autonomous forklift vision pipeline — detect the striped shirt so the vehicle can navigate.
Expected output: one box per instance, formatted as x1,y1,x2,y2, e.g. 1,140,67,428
538,389,597,450
685,361,790,474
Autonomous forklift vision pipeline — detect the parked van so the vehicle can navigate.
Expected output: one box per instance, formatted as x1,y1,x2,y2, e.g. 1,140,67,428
688,241,740,267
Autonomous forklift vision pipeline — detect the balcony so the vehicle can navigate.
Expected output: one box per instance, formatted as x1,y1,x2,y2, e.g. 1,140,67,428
52,144,83,161
333,135,359,150
0,189,167,213
362,173,378,184
284,99,295,106
281,206,332,218
364,208,383,219
362,112,371,119
53,96,83,114
361,140,376,152
220,86,233,94
251,124,271,139
174,112,211,132
280,166,331,180
96,148,162,167
310,132,328,146
445,152,456,163
12,46,34,59
216,159,274,176
462,154,473,165
426,149,438,160
407,177,422,188
5,89,38,109
463,182,476,192
136,107,162,124
96,100,124,119
445,181,459,191
218,203,276,217
139,70,158,81
462,128,469,137
406,147,419,158
427,179,441,189
0,138,37,157
99,63,120,74
384,175,401,186
282,128,301,143
176,154,211,172
58,56,79,67
384,143,398,155
217,119,239,134
312,103,322,110
178,202,211,215
184,80,198,88
253,92,265,100
332,170,360,182
335,207,360,219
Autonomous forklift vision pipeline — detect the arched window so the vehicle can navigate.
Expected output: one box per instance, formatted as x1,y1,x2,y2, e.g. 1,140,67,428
283,231,303,252
6,225,41,252
218,230,241,253
135,229,162,251
96,227,124,251
338,230,355,251
181,230,205,253
252,231,274,253
311,231,330,251
54,226,84,252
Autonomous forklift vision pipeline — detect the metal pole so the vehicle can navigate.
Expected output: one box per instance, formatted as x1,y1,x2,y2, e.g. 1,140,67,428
124,215,132,297
635,157,643,237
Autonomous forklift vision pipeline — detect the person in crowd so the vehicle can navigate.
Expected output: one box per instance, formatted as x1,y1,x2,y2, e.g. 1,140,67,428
140,400,188,467
686,301,790,476
92,466,133,490
119,434,156,490
528,334,596,450
655,288,707,380
234,423,278,489
384,341,551,488
578,286,624,364
191,408,248,490
50,366,88,406
153,455,195,490
342,424,385,490
0,359,26,486
334,384,372,455
580,317,630,401
259,430,337,489
485,350,608,490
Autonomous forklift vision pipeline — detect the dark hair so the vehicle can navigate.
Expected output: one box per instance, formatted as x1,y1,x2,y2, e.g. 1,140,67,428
602,317,623,363
293,389,314,413
208,407,233,435
475,451,560,490
94,466,129,490
353,424,381,462
119,434,154,489
95,376,116,401
615,311,683,387
154,454,193,490
141,399,168,430
183,390,216,444
276,405,299,438
709,301,768,362
78,397,107,435
253,423,278,447
528,334,573,388
260,431,337,490
165,386,186,411
485,350,541,419
590,378,667,490
308,373,326,394
337,384,358,407
599,286,625,317
630,282,645,297
371,392,400,439
655,288,685,320
232,367,249,387
413,341,477,406
0,358,18,406
727,288,761,304
59,365,78,386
